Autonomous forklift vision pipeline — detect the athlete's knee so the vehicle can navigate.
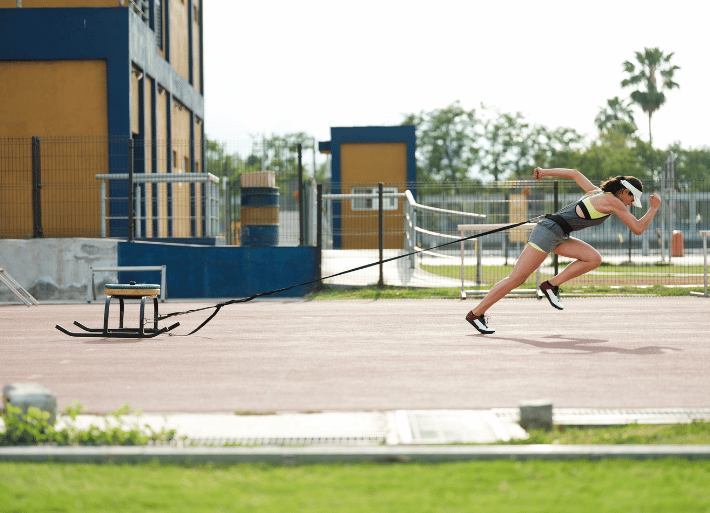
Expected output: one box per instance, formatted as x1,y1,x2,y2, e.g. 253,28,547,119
586,251,602,269
507,271,530,288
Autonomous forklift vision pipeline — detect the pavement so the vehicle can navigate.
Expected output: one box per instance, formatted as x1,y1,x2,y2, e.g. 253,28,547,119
3,408,710,463
2,296,709,462
25,407,710,446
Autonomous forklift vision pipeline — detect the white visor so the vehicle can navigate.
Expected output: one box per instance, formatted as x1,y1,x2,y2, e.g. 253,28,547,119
620,179,642,208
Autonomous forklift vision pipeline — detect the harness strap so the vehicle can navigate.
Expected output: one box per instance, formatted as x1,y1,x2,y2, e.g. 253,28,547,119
544,214,573,235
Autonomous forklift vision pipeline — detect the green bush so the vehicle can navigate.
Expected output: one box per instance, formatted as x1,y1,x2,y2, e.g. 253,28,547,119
0,402,177,446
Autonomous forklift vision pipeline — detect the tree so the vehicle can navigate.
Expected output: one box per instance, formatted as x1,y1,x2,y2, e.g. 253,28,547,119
478,106,584,180
595,96,637,137
530,125,585,170
478,107,532,181
621,47,680,147
402,101,479,182
205,138,241,181
667,143,710,190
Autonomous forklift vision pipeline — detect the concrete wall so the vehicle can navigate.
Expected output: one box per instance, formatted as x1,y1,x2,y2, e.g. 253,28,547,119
0,238,318,303
0,238,118,302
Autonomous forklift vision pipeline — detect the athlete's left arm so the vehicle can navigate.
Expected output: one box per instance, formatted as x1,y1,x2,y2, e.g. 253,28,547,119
604,193,662,235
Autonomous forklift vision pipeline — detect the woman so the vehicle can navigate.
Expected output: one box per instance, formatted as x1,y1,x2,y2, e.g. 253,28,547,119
466,167,662,334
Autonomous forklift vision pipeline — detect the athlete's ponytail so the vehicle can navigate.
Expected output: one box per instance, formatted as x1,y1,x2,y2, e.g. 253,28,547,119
600,175,643,194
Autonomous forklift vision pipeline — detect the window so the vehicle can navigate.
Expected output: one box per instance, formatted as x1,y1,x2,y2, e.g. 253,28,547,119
351,187,398,211
155,0,164,50
130,0,150,23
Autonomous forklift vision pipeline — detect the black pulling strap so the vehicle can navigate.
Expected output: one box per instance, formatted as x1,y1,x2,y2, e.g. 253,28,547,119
158,216,545,336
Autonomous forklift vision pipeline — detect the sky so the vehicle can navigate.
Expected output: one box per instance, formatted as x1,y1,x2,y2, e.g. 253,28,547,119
203,0,708,155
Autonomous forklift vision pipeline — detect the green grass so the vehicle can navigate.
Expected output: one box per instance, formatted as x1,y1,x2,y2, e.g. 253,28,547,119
509,421,710,445
423,262,706,280
307,285,462,300
306,258,706,300
306,283,702,300
2,459,710,512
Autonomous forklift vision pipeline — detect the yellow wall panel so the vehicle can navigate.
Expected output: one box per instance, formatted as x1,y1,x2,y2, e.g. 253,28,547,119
171,99,191,236
143,77,154,237
192,0,201,93
0,60,108,237
155,86,168,236
339,143,407,249
0,142,33,238
0,60,108,137
193,116,203,236
170,0,189,81
340,143,407,183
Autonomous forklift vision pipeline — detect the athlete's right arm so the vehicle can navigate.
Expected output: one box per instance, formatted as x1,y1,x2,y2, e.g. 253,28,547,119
605,193,662,235
534,168,599,194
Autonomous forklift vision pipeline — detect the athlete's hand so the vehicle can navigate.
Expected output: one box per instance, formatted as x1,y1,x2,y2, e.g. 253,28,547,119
533,167,545,180
649,193,662,210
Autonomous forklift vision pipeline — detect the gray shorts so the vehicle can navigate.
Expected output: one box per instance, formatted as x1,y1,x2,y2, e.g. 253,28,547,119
527,219,569,253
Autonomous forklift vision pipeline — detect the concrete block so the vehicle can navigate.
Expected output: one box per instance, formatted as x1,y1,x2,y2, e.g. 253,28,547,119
519,400,553,431
3,383,57,424
241,171,276,188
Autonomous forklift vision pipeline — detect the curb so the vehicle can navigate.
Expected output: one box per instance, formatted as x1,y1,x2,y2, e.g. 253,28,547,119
2,445,710,464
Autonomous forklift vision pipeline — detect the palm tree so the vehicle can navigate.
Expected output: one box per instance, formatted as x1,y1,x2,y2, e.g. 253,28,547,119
595,96,637,137
621,47,680,147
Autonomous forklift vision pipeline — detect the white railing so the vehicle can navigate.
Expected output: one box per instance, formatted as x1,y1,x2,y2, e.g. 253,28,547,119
403,190,486,267
321,189,486,269
95,173,220,238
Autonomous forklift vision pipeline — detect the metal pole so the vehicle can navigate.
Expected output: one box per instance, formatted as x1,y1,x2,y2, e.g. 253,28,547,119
378,182,384,288
316,184,323,289
704,234,708,297
460,231,465,298
100,181,106,238
476,238,482,285
31,136,43,238
298,143,304,246
553,180,558,276
128,138,134,242
667,152,676,262
135,185,142,238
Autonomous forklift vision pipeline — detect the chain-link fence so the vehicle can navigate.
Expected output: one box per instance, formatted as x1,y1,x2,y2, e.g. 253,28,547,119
2,135,709,294
211,137,319,246
0,136,220,240
321,179,710,293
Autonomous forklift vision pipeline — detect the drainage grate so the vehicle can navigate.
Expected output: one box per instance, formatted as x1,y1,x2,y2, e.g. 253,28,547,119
184,436,386,447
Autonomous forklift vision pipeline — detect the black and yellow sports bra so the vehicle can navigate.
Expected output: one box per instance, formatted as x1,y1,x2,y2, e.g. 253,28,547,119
551,191,611,233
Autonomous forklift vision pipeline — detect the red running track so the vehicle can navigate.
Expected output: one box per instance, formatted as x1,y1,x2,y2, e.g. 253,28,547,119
1,297,708,413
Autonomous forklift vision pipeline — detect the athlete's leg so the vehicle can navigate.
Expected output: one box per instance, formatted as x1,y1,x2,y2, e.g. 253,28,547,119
471,243,549,315
548,237,602,286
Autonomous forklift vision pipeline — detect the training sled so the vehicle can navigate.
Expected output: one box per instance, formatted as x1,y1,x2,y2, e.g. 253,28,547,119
56,283,179,338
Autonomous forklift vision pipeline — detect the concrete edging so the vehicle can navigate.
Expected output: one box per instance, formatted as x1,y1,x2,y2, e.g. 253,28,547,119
2,445,710,464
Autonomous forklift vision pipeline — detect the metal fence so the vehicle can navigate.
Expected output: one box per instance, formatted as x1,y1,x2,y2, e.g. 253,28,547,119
0,136,220,240
320,179,710,293
0,136,318,243
215,138,319,246
2,135,709,294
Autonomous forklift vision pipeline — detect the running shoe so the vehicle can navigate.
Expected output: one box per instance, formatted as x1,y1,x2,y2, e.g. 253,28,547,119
539,280,563,310
465,311,495,334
